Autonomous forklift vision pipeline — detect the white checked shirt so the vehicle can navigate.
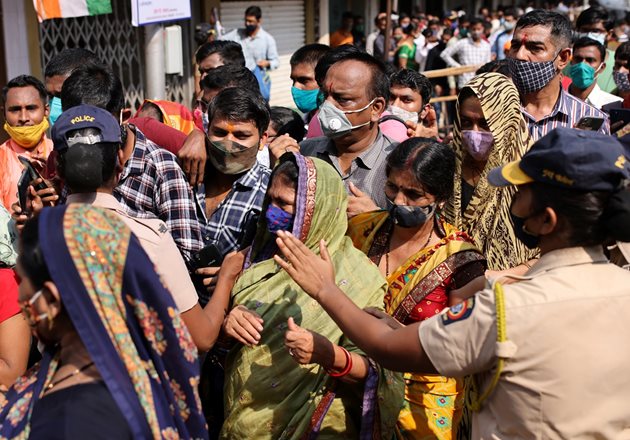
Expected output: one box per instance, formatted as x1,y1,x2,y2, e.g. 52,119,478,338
440,37,492,88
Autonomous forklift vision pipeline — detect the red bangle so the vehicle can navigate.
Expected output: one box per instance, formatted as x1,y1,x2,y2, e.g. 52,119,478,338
326,346,353,377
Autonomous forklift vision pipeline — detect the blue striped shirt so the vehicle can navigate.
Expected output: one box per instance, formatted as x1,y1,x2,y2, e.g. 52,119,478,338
523,88,610,142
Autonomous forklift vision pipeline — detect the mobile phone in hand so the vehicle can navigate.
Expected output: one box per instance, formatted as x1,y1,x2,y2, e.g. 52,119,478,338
574,116,605,131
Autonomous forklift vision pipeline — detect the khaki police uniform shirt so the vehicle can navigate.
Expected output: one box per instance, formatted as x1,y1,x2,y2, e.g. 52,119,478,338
419,246,630,439
67,192,198,313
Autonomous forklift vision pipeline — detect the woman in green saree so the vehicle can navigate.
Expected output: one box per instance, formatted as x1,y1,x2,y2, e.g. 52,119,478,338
219,152,404,439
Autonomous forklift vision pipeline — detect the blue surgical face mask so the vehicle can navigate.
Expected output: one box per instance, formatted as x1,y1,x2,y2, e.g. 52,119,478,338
49,97,62,126
291,87,319,114
266,205,294,233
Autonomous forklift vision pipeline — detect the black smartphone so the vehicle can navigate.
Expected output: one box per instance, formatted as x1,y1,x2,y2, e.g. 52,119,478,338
191,243,224,269
16,157,49,214
574,116,605,131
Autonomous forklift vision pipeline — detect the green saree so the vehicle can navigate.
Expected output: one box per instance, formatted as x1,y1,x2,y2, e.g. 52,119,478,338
220,153,404,439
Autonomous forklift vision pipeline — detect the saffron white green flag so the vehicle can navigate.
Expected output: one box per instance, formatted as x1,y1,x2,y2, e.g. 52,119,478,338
33,0,112,22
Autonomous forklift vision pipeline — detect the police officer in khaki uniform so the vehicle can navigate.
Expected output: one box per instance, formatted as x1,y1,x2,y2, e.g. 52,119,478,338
51,105,235,352
273,128,630,439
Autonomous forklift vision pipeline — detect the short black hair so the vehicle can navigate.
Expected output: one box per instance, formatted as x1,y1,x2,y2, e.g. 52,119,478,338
195,40,246,67
385,138,455,203
315,44,362,86
515,10,573,50
2,75,48,104
616,41,630,63
318,46,390,102
245,5,262,19
389,69,432,106
476,59,511,76
44,48,102,78
207,87,270,137
200,64,260,95
576,6,614,32
403,22,418,36
269,106,305,141
57,128,120,193
469,17,485,27
504,8,518,18
290,43,331,67
573,37,606,63
61,64,124,116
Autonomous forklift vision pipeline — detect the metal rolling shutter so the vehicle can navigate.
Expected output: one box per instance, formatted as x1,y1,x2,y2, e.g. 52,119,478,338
220,1,305,108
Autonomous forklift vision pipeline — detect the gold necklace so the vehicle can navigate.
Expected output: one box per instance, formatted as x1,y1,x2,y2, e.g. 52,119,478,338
45,361,95,391
386,229,433,277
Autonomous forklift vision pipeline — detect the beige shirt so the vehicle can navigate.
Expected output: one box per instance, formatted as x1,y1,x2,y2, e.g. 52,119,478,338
67,192,198,312
420,246,630,439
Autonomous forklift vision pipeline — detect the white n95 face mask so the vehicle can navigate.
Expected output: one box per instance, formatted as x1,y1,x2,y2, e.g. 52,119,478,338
388,105,419,124
317,98,376,138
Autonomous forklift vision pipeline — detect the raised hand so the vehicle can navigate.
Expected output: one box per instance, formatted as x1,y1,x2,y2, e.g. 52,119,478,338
273,231,336,300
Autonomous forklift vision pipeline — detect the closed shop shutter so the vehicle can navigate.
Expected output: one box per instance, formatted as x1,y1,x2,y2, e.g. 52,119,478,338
220,1,305,108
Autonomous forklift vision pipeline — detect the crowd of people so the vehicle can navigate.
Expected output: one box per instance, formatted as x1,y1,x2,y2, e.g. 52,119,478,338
0,2,630,439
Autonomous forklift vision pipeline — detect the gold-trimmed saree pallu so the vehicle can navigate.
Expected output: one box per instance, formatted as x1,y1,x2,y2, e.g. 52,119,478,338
220,153,404,440
348,212,485,440
443,73,538,271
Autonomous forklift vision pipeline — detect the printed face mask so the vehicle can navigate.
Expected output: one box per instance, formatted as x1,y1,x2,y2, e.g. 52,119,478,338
388,105,419,124
208,139,258,175
461,130,494,161
569,62,601,89
49,97,63,126
613,70,630,92
266,205,293,233
3,119,49,149
291,87,320,114
386,198,436,228
508,54,559,95
317,98,375,138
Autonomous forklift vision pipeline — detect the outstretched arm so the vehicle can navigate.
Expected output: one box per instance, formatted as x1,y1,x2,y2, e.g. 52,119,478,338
273,231,437,374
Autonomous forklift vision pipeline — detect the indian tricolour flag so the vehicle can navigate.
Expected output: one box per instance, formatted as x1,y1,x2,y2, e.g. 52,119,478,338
33,0,112,22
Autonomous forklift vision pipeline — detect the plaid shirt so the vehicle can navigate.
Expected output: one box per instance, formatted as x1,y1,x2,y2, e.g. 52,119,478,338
440,37,492,88
114,127,204,263
195,161,271,257
523,88,610,142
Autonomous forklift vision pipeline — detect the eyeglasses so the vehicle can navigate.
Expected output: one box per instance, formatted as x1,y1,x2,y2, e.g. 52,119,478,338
19,289,48,326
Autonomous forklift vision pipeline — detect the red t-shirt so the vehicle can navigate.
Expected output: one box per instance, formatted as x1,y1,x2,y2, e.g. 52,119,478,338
0,268,20,323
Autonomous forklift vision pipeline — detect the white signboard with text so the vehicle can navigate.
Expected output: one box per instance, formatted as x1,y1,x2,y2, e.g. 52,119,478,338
132,0,191,26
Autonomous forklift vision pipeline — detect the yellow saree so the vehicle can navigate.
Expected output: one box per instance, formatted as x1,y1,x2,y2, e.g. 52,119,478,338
348,211,486,440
